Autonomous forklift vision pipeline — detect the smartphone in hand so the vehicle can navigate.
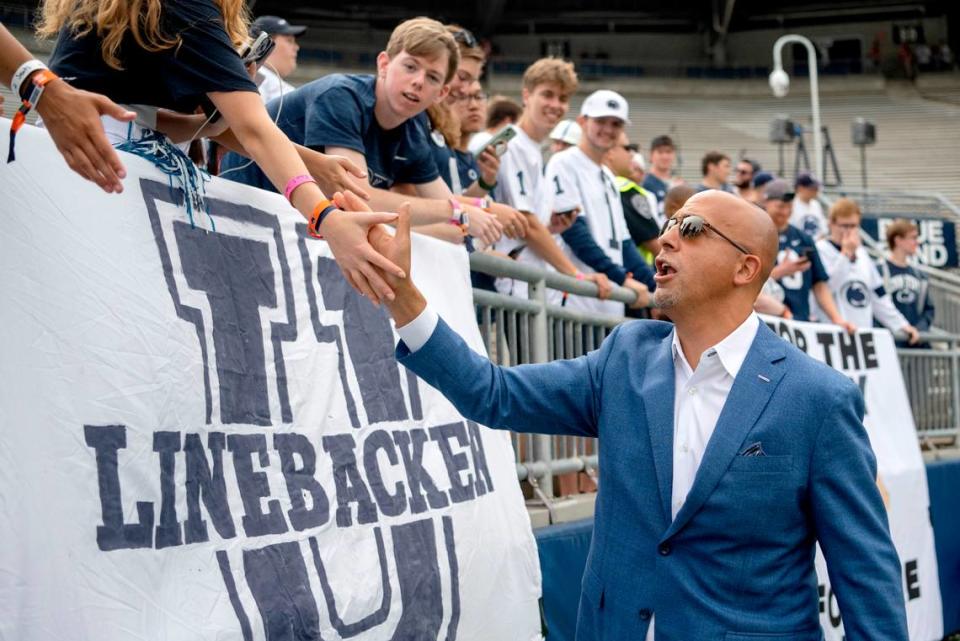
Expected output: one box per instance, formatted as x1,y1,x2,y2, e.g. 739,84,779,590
485,125,518,157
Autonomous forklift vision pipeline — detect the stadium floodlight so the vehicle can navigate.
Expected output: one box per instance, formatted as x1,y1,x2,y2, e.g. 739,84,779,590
770,34,823,182
768,69,790,98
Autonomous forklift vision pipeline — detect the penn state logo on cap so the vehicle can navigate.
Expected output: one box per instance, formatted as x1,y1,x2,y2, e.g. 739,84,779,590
580,90,631,124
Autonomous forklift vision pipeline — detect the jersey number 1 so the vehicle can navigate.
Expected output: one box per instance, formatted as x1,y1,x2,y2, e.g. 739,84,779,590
553,175,564,195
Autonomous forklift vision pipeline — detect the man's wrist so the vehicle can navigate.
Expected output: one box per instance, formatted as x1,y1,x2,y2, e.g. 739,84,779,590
385,283,427,328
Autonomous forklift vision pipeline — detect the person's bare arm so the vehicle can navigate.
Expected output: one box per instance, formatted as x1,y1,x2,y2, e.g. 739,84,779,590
754,292,791,317
813,281,856,333
416,222,466,245
523,215,579,275
209,90,402,302
211,130,370,199
1,24,135,193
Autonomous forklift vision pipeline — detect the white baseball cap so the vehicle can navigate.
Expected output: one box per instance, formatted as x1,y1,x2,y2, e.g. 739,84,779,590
580,90,631,124
549,119,582,146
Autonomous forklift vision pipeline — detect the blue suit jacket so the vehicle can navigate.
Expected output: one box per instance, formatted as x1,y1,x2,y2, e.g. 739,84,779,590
398,317,908,641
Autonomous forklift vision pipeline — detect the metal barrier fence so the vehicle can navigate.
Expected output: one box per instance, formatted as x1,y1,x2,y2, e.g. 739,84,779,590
823,187,960,222
469,253,633,500
898,333,960,442
468,252,960,503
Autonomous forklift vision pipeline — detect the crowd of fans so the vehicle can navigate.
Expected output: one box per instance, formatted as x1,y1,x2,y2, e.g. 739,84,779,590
0,6,936,340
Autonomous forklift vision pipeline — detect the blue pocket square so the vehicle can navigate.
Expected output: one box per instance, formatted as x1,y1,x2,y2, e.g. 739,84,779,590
739,442,765,457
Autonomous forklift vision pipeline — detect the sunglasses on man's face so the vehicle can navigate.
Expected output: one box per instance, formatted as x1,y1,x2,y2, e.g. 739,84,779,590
660,214,750,254
453,29,478,49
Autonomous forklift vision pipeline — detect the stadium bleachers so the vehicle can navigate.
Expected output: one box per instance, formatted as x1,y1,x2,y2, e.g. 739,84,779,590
573,81,960,206
4,22,958,206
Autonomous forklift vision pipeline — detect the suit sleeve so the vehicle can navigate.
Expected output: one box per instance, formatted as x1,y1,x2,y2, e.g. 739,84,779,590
397,317,616,437
809,382,908,640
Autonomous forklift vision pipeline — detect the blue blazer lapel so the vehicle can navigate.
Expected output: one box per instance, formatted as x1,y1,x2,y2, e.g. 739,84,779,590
663,324,787,540
640,335,676,524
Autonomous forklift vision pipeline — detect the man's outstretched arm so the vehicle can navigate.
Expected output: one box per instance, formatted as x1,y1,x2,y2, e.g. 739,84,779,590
338,191,611,438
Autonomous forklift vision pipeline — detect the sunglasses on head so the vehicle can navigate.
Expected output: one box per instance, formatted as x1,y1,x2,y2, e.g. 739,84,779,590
453,29,478,49
660,214,750,254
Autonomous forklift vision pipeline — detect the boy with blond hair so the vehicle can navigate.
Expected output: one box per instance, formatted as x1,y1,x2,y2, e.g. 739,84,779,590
222,17,503,245
494,58,611,298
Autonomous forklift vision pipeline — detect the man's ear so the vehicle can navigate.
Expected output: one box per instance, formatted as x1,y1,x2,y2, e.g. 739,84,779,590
734,254,763,288
376,52,390,79
520,86,530,109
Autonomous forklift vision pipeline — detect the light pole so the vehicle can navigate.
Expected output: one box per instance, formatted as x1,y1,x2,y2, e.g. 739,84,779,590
770,34,823,182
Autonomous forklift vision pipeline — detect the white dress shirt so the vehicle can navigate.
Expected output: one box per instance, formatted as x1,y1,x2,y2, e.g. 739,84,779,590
398,307,761,641
396,307,439,353
646,311,759,640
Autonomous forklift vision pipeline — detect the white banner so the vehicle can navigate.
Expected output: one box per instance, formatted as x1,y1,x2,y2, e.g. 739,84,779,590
762,317,943,640
0,123,542,641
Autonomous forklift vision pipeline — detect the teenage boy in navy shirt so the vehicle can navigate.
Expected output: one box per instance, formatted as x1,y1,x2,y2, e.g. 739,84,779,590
222,17,502,246
763,179,853,329
883,219,934,345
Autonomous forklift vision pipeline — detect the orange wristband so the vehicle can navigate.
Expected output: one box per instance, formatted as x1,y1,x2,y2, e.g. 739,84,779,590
308,199,337,239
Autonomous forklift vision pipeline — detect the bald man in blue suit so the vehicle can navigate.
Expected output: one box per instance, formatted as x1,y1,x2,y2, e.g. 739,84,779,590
358,189,907,641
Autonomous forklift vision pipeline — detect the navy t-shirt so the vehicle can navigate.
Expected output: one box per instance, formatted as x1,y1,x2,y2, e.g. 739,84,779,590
396,113,480,194
220,74,439,191
883,260,934,330
48,0,256,114
642,173,670,203
776,225,828,320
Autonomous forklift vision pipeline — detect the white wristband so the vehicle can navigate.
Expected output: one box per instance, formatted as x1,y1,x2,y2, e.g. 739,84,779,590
10,59,48,100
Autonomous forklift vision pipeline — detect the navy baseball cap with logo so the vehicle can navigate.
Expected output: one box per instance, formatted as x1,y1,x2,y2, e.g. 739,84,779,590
251,15,307,36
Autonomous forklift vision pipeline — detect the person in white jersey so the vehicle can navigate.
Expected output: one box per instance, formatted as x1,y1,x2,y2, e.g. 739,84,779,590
789,171,828,239
542,89,655,316
493,58,610,298
814,197,920,343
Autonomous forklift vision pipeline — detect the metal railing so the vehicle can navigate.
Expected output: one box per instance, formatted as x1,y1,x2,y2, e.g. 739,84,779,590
823,187,960,223
469,253,636,501
468,252,960,505
898,333,960,442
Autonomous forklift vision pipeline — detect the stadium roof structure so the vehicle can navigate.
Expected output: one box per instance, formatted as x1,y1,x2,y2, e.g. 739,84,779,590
248,0,956,36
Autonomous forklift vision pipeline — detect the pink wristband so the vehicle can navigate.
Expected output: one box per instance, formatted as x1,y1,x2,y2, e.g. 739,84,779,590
284,174,316,203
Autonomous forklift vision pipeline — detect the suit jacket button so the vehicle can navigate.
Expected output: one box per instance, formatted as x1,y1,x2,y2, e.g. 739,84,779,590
639,608,652,620
658,543,672,556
